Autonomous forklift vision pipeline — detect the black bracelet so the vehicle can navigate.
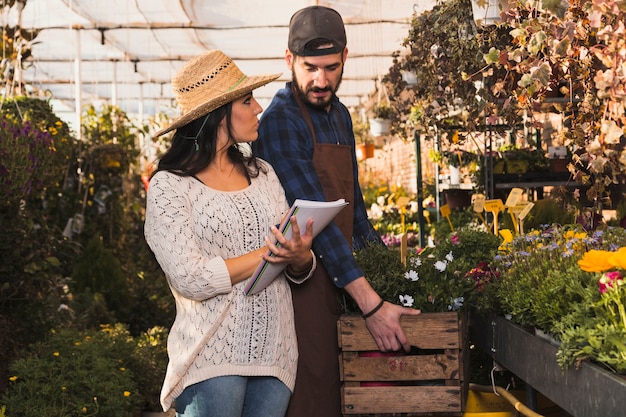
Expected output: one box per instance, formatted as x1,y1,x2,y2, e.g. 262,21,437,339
361,299,385,319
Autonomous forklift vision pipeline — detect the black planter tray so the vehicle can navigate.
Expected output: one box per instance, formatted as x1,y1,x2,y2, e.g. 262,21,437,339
470,314,626,417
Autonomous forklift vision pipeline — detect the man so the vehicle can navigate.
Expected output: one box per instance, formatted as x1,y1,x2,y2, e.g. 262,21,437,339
252,6,421,417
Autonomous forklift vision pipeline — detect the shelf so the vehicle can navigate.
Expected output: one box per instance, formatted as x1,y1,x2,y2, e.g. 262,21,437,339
470,314,626,417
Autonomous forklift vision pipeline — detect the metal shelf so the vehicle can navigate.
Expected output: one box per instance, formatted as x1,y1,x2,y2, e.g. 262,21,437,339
470,314,626,417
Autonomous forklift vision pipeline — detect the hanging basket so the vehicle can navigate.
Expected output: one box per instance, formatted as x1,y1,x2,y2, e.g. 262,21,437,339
369,118,391,137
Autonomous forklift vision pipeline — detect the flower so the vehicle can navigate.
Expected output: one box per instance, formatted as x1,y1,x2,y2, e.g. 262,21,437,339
556,245,626,373
578,250,615,272
598,271,623,294
399,294,414,307
405,270,419,282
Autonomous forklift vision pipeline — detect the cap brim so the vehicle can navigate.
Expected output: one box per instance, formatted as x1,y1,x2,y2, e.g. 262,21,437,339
154,73,281,137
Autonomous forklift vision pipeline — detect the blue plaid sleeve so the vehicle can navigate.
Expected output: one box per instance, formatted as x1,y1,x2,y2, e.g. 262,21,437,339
254,89,369,287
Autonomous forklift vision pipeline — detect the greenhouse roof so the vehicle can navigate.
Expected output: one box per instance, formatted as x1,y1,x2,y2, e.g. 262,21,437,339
9,0,434,129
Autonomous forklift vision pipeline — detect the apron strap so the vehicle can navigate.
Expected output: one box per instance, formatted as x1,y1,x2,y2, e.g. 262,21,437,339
291,83,318,144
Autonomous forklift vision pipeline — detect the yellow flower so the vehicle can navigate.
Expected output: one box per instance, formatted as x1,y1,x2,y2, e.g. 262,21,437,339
9,376,17,381
578,249,615,272
124,391,131,397
53,351,60,356
82,406,87,413
608,247,626,269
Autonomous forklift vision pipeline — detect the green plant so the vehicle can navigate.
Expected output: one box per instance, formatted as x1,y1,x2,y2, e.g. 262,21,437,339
555,247,626,373
131,326,169,412
1,324,144,417
348,242,408,313
385,0,503,137
479,0,626,213
372,103,392,119
405,227,501,312
485,225,626,336
520,198,577,230
353,227,500,313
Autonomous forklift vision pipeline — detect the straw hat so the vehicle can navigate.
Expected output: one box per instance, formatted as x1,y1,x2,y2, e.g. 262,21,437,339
154,50,281,136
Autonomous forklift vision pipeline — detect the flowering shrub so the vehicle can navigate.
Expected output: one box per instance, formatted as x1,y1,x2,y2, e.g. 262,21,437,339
0,118,60,208
353,227,500,313
402,228,501,312
555,247,626,373
485,225,626,333
0,323,168,416
1,324,143,417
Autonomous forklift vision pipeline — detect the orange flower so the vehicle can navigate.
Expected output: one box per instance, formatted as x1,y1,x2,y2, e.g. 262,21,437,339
608,247,626,270
578,249,615,272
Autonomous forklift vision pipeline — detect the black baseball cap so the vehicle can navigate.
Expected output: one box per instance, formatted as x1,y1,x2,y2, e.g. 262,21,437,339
288,6,347,56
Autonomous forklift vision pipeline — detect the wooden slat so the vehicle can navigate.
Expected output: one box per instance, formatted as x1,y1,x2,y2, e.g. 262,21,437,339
341,386,463,415
342,352,460,381
338,312,461,351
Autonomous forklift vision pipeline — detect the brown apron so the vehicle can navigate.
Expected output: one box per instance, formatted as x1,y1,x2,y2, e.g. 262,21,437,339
286,91,354,417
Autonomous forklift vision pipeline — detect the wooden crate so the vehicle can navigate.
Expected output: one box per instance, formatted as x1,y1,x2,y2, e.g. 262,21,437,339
337,312,468,416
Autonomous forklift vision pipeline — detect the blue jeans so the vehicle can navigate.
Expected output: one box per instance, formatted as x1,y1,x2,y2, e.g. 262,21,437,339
175,376,291,417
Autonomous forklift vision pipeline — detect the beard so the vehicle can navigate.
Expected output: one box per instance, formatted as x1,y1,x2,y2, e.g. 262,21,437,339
292,69,343,111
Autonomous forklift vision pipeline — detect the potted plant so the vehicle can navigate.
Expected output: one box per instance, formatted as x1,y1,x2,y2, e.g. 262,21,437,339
369,103,393,137
352,110,376,160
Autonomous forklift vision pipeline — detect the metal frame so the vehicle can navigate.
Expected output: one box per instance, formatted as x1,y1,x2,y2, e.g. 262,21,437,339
470,314,626,417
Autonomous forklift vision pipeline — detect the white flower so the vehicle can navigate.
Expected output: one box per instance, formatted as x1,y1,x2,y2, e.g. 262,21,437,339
434,260,447,272
445,251,454,262
405,270,419,281
448,297,464,311
410,257,422,267
399,294,414,307
369,203,383,220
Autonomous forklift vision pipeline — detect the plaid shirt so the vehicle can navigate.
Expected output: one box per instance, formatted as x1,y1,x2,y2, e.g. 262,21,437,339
253,82,383,288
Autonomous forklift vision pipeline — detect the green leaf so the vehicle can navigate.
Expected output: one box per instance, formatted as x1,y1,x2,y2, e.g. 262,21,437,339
484,47,500,64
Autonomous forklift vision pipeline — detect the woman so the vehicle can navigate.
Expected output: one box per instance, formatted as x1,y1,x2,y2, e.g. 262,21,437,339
144,50,316,417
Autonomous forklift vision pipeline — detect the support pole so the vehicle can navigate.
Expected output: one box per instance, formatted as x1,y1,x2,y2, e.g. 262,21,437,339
74,28,82,141
414,130,426,248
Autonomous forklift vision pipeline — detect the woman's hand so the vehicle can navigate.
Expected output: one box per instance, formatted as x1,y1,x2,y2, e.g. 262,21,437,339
262,216,314,269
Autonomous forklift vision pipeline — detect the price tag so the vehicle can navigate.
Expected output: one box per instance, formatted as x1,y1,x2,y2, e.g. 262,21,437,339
484,199,504,235
484,199,504,212
518,202,535,220
505,188,524,207
396,196,411,208
509,203,527,215
472,194,485,212
439,204,451,218
439,204,454,231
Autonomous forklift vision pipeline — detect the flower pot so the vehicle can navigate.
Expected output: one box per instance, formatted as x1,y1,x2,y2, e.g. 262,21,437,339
401,70,418,86
549,158,569,173
369,118,391,137
356,143,375,160
449,164,461,185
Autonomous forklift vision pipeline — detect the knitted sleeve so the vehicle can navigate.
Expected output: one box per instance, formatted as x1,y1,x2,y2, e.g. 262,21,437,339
144,172,232,300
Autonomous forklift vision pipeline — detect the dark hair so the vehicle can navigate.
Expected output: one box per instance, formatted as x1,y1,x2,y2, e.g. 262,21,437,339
153,102,266,179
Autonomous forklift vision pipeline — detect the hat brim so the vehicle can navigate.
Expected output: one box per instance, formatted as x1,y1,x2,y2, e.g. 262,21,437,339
154,73,281,137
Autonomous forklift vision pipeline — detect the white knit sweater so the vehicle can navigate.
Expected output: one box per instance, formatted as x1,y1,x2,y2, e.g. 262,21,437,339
144,162,301,411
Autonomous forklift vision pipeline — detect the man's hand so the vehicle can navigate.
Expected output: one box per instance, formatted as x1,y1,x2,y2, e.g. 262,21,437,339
344,277,421,352
363,301,420,352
